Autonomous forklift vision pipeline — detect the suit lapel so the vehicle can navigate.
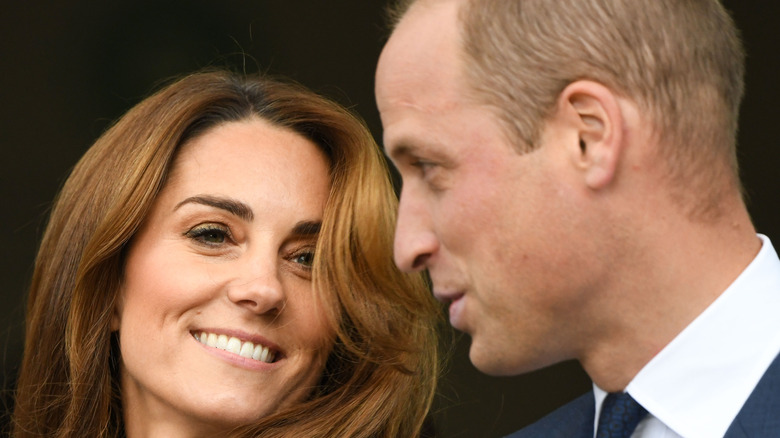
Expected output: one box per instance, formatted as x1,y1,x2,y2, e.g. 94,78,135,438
504,392,594,438
724,351,780,437
505,351,780,437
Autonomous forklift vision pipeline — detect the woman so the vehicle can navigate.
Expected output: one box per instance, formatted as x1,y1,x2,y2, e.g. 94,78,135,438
13,71,440,437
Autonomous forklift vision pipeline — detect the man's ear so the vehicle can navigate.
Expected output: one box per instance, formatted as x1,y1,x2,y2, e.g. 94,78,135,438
557,80,625,190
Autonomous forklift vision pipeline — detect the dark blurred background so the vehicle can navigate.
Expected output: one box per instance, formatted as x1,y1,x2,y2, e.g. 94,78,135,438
1,1,778,437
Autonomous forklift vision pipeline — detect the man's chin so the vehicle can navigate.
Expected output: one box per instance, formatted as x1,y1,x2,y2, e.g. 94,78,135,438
468,340,547,377
469,341,515,376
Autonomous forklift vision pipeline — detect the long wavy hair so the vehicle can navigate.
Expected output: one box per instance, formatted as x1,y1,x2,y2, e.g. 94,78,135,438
13,70,440,437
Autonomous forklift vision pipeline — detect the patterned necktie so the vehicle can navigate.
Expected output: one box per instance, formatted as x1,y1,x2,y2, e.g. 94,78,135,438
596,392,649,438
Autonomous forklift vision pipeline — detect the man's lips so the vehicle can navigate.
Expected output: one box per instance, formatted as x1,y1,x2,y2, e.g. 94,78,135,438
432,289,464,304
433,290,467,329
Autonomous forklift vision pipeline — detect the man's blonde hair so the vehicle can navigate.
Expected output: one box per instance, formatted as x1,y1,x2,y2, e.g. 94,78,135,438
391,0,746,217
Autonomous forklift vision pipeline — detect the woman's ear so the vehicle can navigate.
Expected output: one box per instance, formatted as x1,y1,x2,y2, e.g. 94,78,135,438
111,292,123,332
558,80,625,190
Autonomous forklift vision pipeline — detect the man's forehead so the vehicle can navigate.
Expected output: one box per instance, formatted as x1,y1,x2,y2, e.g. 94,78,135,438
376,0,465,111
386,0,462,67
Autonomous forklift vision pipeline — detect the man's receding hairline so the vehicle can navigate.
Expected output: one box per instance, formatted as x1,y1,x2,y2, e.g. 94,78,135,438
389,0,466,30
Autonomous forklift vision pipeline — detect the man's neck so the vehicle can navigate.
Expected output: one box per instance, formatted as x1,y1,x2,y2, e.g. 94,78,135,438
577,193,760,392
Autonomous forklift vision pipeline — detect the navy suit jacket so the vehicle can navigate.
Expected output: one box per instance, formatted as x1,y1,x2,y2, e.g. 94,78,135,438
505,352,780,437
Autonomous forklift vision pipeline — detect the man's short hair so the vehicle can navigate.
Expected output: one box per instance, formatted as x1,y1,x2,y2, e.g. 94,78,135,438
390,0,746,217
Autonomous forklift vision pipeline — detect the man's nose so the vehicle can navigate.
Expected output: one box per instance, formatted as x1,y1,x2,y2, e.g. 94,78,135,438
393,189,439,272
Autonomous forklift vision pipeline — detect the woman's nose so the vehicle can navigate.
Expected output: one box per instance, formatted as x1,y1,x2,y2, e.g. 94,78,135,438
226,258,285,315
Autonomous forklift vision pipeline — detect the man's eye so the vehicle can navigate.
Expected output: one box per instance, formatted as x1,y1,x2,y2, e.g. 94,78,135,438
412,160,431,170
185,224,230,245
411,160,436,175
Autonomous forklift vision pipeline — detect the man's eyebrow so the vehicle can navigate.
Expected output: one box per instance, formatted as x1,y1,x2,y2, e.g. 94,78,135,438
174,195,254,221
387,142,419,162
291,221,321,237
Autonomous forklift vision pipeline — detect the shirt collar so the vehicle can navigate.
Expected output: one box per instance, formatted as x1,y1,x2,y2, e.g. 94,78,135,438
604,234,780,437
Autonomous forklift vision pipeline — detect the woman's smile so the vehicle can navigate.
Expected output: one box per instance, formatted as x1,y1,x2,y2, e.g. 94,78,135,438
193,330,278,364
114,118,334,435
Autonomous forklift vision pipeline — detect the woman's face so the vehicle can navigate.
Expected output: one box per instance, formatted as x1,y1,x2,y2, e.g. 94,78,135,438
113,118,333,436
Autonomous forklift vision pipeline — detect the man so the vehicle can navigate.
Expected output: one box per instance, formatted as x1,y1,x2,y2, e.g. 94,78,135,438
375,0,780,436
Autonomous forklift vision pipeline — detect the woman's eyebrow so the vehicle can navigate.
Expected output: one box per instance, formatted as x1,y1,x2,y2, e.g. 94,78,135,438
291,221,321,237
174,195,254,221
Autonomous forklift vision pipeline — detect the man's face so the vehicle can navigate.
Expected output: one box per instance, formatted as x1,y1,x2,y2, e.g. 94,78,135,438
376,0,602,375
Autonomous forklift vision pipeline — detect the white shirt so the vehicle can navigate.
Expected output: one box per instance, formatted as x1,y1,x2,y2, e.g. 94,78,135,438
592,234,780,438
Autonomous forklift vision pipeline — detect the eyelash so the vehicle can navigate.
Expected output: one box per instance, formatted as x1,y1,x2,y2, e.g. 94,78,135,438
411,159,434,172
410,160,446,192
411,159,442,182
288,247,315,269
185,223,232,246
184,223,316,273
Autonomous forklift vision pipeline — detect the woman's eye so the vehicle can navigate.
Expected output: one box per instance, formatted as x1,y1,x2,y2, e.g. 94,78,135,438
292,250,315,268
185,224,231,246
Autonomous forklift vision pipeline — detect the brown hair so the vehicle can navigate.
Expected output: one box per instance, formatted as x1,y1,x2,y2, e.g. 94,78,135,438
392,0,746,217
13,71,440,437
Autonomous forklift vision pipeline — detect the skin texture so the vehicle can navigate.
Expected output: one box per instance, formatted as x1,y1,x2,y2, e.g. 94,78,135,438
113,118,333,437
376,0,595,377
376,0,760,390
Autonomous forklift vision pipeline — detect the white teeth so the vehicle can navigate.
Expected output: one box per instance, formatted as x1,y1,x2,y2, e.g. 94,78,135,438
239,341,254,358
251,344,275,363
195,331,276,363
260,346,272,363
252,344,263,361
226,337,241,354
